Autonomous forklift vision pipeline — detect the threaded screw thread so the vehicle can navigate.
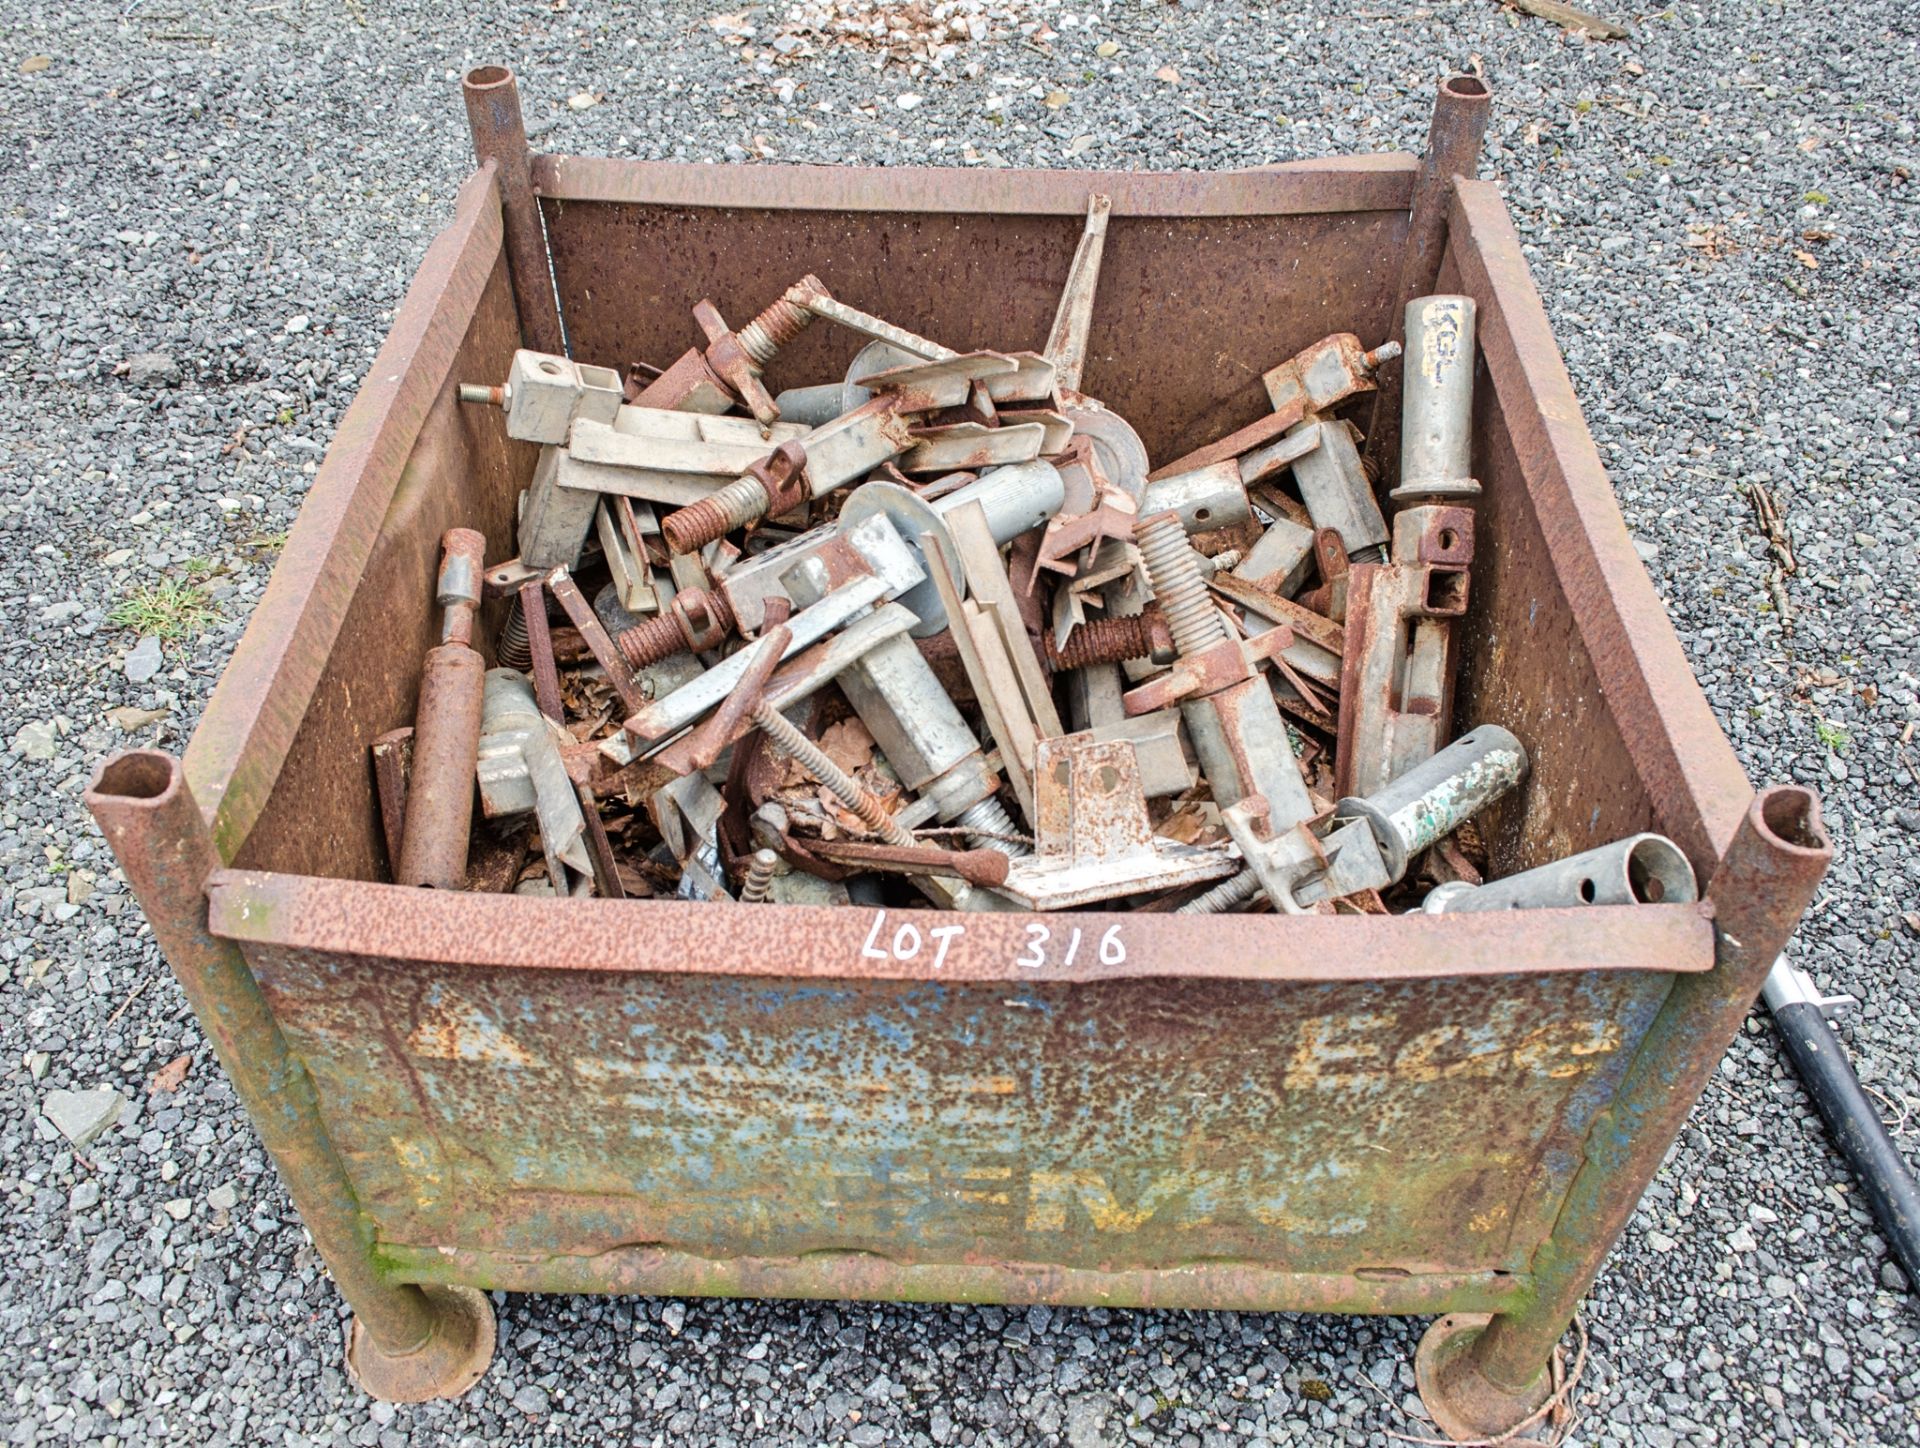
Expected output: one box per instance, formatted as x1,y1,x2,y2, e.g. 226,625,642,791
752,702,914,847
614,612,687,669
1047,613,1158,669
1136,512,1229,657
956,797,1030,859
663,476,770,553
1209,548,1243,573
1349,542,1388,567
737,276,822,366
738,848,779,904
497,598,532,671
613,591,737,668
1176,867,1262,915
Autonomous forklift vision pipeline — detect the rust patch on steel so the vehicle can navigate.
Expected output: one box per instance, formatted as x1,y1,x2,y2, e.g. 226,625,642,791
532,153,1418,214
389,1243,1524,1317
208,869,1713,984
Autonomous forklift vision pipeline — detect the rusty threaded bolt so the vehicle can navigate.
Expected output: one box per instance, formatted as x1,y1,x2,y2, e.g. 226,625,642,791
613,587,739,669
737,847,780,904
1176,866,1262,915
1045,609,1172,670
751,701,914,847
736,274,823,367
663,475,774,554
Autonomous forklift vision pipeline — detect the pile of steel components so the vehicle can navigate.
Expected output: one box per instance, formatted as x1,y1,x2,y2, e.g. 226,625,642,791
376,201,1696,919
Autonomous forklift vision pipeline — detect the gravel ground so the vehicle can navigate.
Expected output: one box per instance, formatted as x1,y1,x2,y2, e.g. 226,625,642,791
3,0,1918,1443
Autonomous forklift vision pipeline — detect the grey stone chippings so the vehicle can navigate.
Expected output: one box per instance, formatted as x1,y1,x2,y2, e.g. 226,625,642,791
2,1,1917,1444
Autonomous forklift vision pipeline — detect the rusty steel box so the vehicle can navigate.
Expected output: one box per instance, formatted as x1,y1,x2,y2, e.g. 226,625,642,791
88,69,1830,1437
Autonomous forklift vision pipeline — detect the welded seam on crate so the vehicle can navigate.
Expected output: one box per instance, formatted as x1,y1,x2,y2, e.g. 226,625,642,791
370,1241,1531,1315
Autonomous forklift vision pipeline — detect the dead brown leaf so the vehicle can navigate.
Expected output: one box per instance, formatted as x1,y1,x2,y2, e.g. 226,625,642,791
1157,804,1210,845
108,704,171,732
1683,223,1737,262
1793,249,1820,270
19,55,51,74
1154,65,1181,84
818,716,876,774
147,1053,191,1095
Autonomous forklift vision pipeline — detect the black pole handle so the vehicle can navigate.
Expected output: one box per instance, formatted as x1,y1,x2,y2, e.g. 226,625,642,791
1772,999,1920,1295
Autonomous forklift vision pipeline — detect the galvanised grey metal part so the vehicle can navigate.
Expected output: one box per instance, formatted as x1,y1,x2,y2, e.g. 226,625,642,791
1394,294,1481,503
1423,833,1697,914
604,572,892,753
1336,724,1528,882
839,461,1067,636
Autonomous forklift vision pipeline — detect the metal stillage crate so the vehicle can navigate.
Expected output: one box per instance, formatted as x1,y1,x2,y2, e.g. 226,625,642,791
86,67,1831,1439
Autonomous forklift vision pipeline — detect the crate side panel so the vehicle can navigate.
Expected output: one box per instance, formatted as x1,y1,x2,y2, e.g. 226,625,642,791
231,256,532,879
246,945,1673,1289
1441,181,1751,870
541,201,1407,466
1451,374,1660,876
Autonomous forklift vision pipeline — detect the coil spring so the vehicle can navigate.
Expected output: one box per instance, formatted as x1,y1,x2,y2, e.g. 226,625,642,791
497,598,532,670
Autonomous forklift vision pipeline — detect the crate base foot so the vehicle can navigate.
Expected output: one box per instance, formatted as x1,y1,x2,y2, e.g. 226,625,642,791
346,1285,496,1403
1414,1312,1557,1443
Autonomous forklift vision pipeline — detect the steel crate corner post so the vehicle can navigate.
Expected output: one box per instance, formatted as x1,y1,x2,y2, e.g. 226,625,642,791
85,751,496,1402
462,65,564,356
1416,786,1833,1438
1363,72,1492,489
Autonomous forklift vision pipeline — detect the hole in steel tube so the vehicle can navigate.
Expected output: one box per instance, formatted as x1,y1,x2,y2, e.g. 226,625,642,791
1095,765,1121,793
1438,528,1458,551
92,751,176,802
465,65,513,89
1758,786,1827,852
1578,877,1597,903
1194,507,1211,523
1445,75,1490,99
537,360,562,376
1627,835,1697,904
